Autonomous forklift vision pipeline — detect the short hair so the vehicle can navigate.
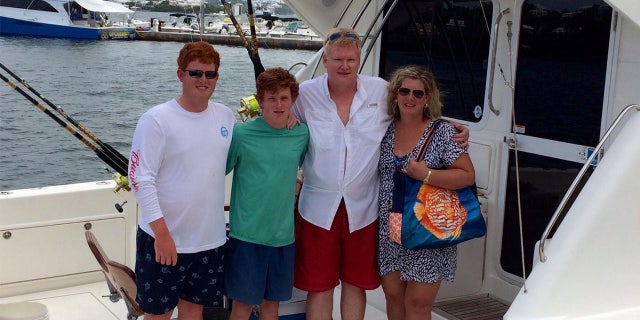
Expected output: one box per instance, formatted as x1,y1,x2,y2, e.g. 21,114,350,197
323,27,362,56
386,65,443,121
176,41,220,70
256,67,299,101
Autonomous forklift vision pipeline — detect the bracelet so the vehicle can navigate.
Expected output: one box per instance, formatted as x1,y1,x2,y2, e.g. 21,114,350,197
423,170,432,185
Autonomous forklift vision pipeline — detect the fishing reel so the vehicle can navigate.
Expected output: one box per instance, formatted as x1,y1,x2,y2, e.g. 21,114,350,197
237,95,260,122
112,172,131,193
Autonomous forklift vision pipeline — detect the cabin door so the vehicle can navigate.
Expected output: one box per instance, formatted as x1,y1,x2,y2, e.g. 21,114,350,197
499,0,613,279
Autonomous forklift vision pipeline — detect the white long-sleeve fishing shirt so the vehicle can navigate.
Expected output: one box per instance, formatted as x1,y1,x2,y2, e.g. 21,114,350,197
129,99,235,253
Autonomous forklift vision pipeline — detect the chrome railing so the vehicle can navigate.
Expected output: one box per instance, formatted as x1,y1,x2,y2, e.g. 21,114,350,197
487,7,510,116
539,104,640,262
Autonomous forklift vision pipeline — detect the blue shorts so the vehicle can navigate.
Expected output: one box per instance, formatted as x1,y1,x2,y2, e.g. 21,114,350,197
135,228,226,315
224,237,294,305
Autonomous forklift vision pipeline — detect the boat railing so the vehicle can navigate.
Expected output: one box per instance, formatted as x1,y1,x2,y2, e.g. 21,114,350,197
486,7,510,116
359,0,401,72
538,103,640,262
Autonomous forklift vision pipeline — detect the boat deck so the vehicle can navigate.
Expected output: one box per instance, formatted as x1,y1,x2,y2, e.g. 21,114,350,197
0,280,388,320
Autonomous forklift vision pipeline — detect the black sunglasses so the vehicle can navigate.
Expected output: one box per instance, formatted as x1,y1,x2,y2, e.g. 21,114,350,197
185,69,218,79
398,87,426,99
327,31,359,42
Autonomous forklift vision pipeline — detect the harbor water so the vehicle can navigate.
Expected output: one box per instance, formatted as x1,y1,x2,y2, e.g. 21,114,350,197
0,31,315,191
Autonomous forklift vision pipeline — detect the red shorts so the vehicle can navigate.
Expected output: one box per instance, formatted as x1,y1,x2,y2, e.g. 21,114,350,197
294,200,380,292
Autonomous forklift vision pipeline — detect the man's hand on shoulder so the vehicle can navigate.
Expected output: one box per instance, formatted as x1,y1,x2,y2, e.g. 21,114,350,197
450,120,469,150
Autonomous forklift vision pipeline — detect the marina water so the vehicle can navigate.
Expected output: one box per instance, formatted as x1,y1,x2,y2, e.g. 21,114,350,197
0,27,315,191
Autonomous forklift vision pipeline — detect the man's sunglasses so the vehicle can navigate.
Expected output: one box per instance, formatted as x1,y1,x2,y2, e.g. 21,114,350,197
185,69,218,79
327,31,359,42
398,87,426,99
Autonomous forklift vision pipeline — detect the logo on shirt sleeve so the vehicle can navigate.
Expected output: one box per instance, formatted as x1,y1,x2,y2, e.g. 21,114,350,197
129,151,140,192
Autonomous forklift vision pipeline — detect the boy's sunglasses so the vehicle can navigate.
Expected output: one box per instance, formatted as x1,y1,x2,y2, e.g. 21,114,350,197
398,87,426,99
327,31,359,42
185,69,218,79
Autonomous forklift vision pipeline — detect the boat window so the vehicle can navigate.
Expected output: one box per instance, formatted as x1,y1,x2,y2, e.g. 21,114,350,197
513,1,611,146
2,0,57,12
380,0,493,123
500,0,611,278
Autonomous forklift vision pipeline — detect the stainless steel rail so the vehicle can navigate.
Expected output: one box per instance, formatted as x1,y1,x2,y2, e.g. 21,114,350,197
360,0,400,72
539,104,640,262
486,7,510,116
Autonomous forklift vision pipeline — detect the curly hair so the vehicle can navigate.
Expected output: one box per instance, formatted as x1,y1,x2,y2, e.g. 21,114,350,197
386,65,442,121
176,41,220,70
256,67,299,101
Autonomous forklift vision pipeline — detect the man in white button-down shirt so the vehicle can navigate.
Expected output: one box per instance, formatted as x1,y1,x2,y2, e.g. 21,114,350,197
291,27,468,320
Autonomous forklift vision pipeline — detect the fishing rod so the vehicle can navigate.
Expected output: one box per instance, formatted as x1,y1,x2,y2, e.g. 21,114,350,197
0,62,129,172
245,0,264,79
219,0,265,121
0,70,130,191
220,0,265,80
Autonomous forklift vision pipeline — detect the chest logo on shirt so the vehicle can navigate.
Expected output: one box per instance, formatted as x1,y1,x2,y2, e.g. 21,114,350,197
220,126,229,138
367,103,378,108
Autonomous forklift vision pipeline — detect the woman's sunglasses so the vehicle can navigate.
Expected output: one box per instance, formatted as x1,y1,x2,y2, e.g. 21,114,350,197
398,87,426,99
185,69,218,79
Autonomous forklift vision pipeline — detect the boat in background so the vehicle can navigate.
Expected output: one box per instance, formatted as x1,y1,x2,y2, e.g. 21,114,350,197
160,13,200,33
203,13,230,34
0,0,136,40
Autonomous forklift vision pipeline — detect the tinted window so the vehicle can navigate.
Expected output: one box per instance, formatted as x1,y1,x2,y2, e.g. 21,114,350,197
381,0,493,122
1,0,58,11
513,1,611,145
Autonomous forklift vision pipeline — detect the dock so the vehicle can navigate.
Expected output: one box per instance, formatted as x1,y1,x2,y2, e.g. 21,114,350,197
135,31,323,51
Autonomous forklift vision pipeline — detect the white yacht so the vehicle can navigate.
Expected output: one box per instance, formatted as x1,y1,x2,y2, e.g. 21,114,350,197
0,0,136,40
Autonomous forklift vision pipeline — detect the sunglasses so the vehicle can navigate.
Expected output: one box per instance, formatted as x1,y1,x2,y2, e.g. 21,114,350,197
398,87,426,99
185,69,218,79
327,31,359,42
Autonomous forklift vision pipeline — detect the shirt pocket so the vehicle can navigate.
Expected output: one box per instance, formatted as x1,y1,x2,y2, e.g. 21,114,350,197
307,111,340,149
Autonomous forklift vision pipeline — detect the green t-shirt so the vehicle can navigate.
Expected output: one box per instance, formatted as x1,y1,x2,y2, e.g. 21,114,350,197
226,117,309,246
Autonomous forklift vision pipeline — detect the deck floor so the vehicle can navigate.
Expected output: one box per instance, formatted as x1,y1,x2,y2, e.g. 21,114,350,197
0,281,389,320
434,295,509,320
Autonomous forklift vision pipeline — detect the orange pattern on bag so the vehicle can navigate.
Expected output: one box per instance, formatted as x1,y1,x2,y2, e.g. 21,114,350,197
389,212,403,244
414,184,467,240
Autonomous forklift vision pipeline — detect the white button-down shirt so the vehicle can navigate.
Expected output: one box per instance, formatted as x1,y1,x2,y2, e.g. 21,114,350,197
292,74,392,232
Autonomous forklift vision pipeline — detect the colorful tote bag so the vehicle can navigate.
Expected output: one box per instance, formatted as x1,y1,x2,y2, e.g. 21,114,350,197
389,120,487,249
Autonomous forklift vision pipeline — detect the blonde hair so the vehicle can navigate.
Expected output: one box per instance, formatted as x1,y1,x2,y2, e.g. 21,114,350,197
323,27,362,55
386,65,443,120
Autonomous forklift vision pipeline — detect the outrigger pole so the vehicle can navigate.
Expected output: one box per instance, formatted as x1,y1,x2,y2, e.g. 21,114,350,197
0,64,129,179
220,0,265,80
